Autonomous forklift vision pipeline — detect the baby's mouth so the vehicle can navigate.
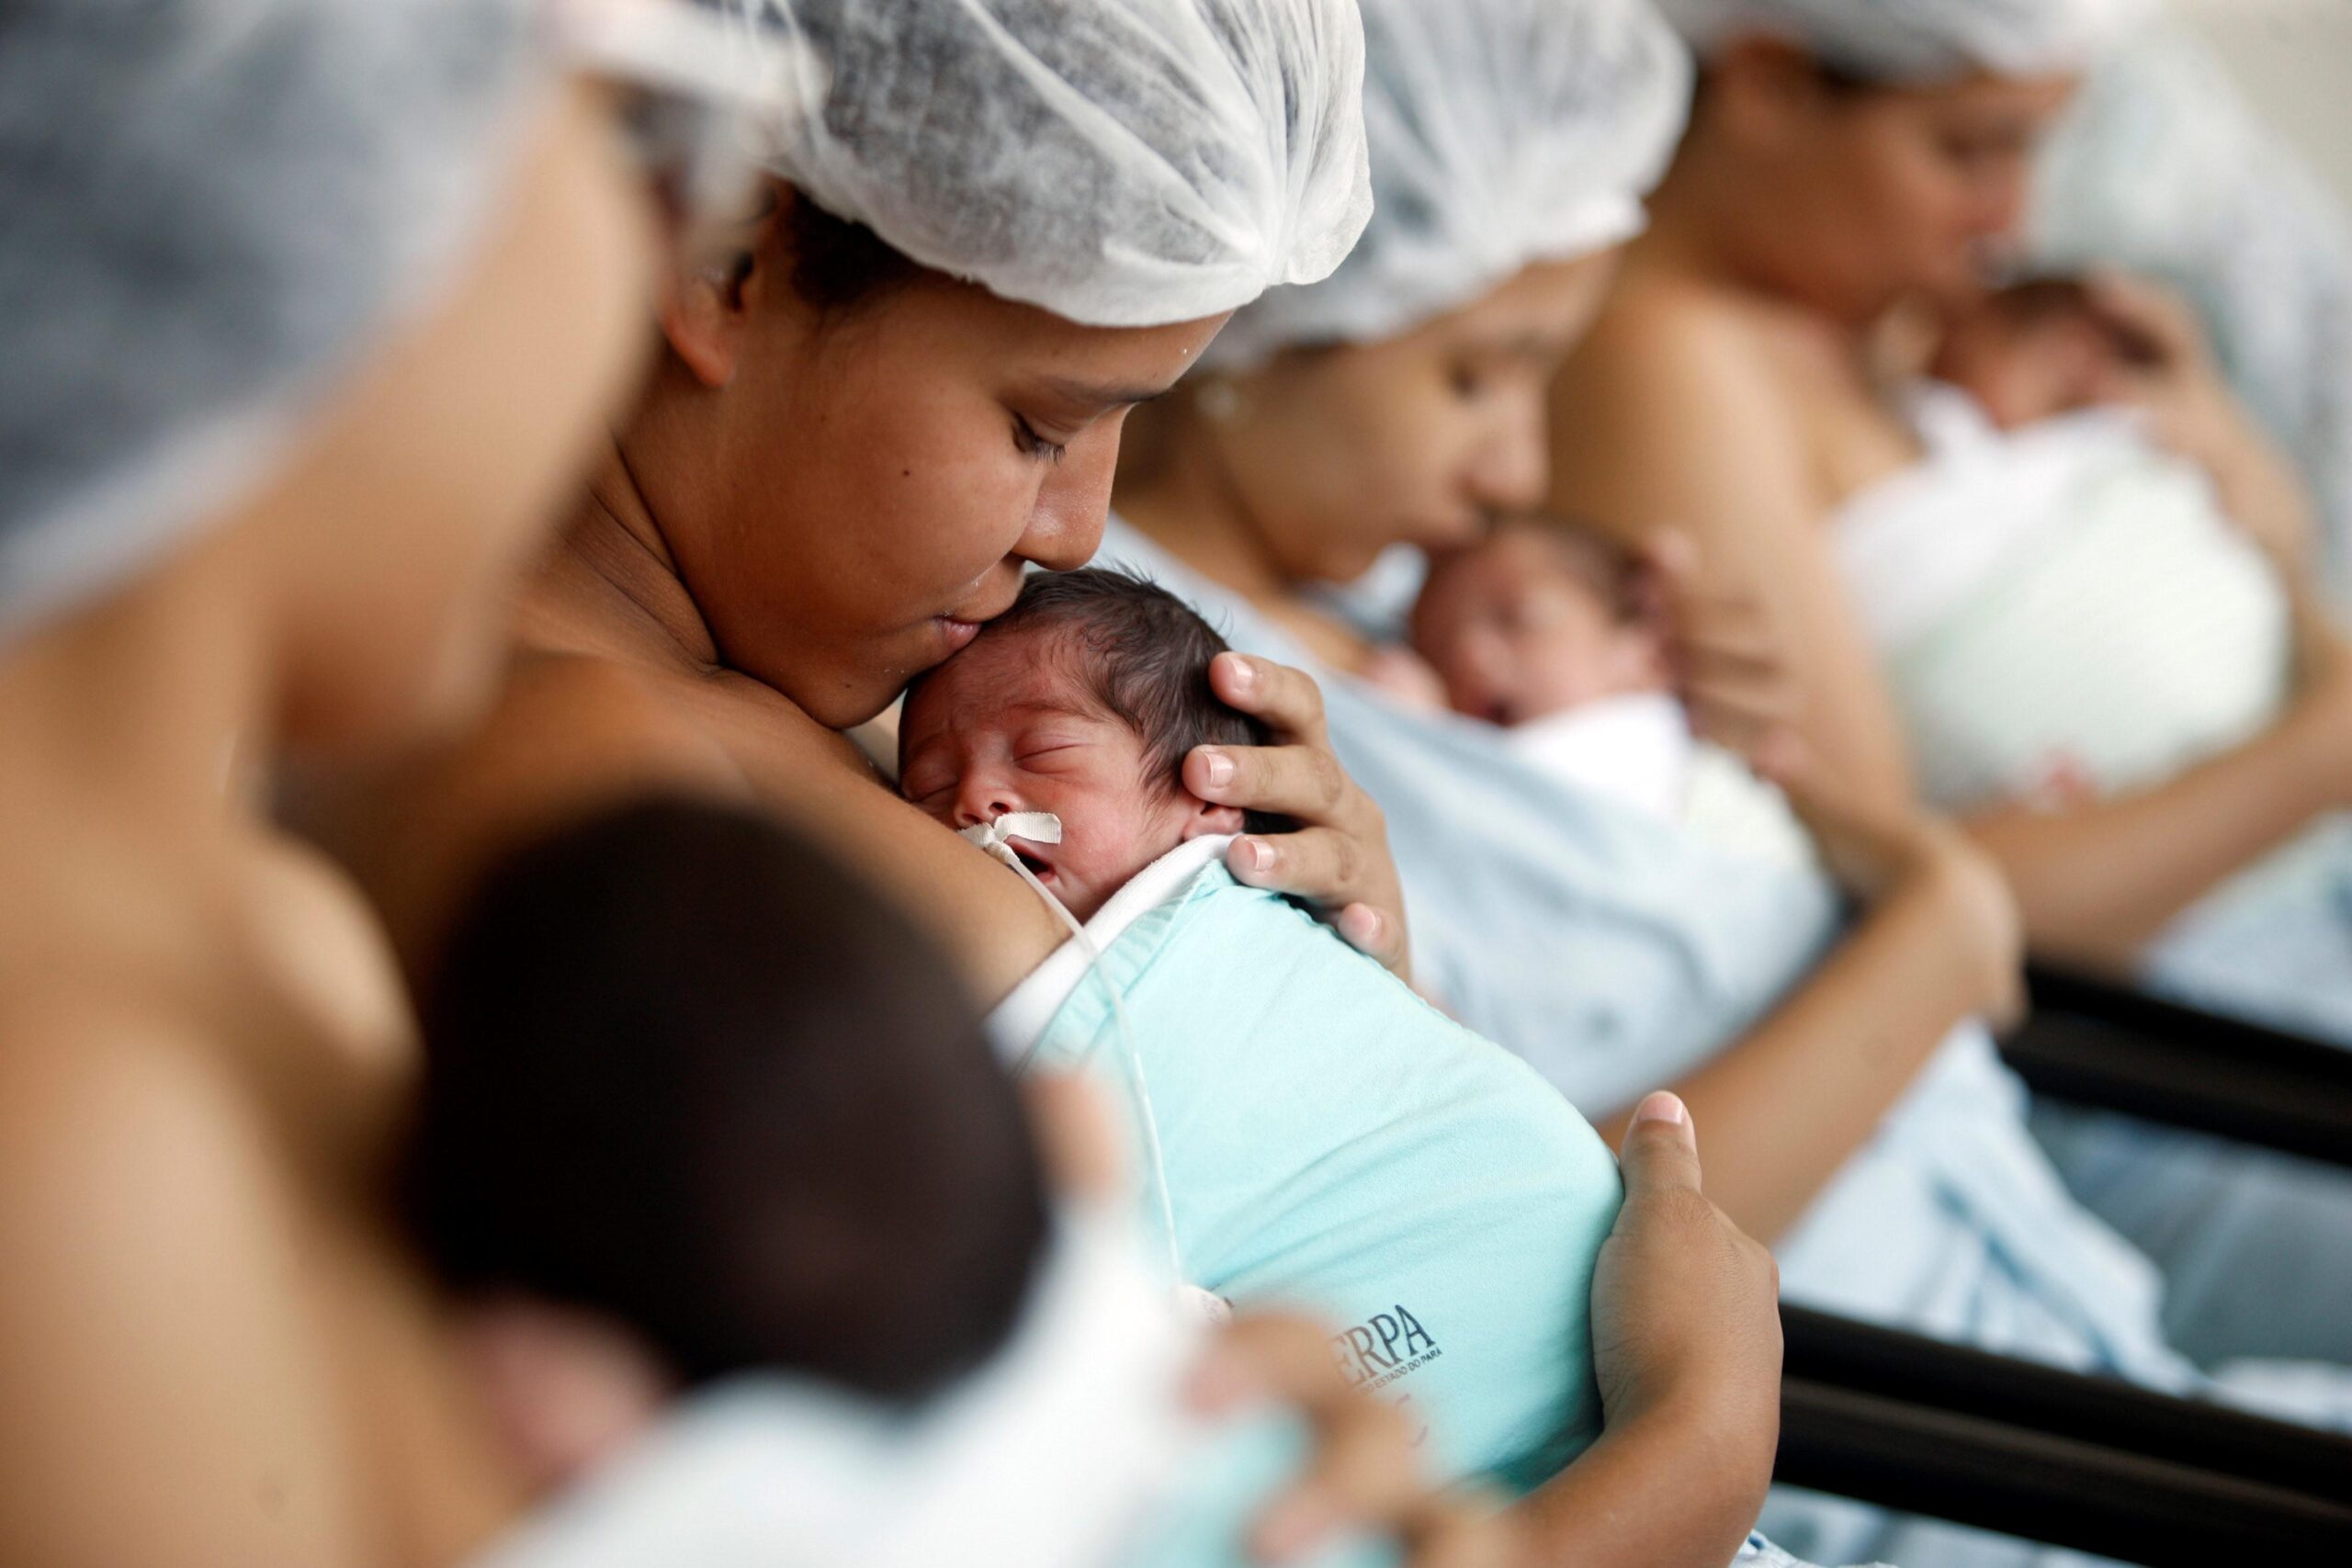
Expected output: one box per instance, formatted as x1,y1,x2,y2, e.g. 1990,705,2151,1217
1012,847,1055,882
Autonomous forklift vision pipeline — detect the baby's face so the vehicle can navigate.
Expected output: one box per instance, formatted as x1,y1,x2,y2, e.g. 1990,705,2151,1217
1410,530,1668,727
899,633,1212,921
1934,308,2121,431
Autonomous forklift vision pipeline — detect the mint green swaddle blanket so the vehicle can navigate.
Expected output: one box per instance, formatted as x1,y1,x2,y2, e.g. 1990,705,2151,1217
993,837,1623,1494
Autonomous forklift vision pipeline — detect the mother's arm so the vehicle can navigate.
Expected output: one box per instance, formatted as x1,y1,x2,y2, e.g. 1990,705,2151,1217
1964,632,2352,968
1550,290,1918,818
300,651,1067,1006
1553,344,2026,1239
1510,1098,1785,1568
1602,785,2025,1245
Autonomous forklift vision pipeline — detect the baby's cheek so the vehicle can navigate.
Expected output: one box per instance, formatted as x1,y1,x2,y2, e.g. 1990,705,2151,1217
1086,797,1182,881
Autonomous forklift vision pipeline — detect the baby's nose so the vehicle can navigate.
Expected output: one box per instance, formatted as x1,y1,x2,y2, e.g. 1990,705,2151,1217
953,776,1024,829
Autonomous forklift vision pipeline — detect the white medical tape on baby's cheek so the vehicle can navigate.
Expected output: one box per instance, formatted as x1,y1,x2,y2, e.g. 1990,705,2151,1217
964,813,1186,1288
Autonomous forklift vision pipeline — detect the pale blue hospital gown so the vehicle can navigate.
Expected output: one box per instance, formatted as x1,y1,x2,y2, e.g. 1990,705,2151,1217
1098,518,2352,1568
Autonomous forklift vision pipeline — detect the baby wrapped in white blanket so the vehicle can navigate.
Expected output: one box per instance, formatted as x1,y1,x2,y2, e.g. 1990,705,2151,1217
1840,278,2352,1044
1403,519,1817,873
1849,275,2297,808
1839,388,2292,811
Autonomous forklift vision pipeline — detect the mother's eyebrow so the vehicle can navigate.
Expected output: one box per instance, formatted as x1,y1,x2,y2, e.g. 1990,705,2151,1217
1036,374,1174,410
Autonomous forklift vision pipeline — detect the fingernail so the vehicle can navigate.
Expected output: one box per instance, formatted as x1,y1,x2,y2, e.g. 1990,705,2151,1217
1253,1489,1339,1562
1343,906,1383,945
1199,749,1235,789
1227,657,1258,691
1633,1091,1688,1128
1243,837,1274,873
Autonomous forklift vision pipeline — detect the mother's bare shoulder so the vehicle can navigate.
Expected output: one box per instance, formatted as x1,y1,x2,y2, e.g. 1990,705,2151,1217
1572,269,1838,407
0,992,378,1568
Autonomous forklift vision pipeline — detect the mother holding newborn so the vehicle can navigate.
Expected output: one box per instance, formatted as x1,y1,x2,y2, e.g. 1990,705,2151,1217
1105,0,2352,1562
318,1,1790,1563
1548,0,2352,1377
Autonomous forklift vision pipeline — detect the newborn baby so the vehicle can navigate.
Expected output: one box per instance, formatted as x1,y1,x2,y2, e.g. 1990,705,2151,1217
898,568,1281,922
1407,519,1668,727
900,568,1626,1496
1930,276,2163,433
1408,519,1813,870
1837,276,2300,815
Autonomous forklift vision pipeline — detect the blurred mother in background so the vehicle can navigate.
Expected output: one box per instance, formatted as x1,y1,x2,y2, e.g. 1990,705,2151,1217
1553,0,2352,1382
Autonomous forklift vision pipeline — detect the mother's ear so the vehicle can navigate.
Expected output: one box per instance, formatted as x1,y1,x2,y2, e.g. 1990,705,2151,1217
1707,36,1843,152
657,176,790,389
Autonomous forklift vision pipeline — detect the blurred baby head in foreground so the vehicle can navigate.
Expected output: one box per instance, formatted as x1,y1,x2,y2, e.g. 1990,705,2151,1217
406,795,1049,1490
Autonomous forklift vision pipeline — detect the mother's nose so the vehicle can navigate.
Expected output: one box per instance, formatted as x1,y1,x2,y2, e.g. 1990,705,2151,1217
1464,400,1551,515
1017,434,1119,572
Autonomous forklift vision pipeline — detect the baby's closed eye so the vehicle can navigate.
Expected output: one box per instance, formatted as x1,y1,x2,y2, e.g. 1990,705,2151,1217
898,761,957,805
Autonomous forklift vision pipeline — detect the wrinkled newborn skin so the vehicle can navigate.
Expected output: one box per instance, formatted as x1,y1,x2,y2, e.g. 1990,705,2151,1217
899,626,1224,921
1410,525,1669,728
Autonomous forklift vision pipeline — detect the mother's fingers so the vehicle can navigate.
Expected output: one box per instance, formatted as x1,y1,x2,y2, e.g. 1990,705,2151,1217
1226,823,1371,906
1193,1313,1482,1566
2083,269,2209,366
1332,901,1408,973
1188,738,1356,825
1616,1092,1703,1197
1684,671,1803,751
1209,651,1330,743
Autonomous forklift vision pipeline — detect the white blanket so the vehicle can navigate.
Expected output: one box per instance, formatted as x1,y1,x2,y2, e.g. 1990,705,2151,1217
1503,694,1818,874
1838,388,2292,810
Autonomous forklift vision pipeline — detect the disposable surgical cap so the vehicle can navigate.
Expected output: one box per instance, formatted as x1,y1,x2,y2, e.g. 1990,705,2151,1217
1201,0,1693,372
1655,0,2151,82
0,0,545,648
722,0,1374,328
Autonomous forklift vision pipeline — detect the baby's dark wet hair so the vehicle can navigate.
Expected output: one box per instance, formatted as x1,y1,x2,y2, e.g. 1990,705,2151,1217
405,795,1048,1404
909,568,1287,834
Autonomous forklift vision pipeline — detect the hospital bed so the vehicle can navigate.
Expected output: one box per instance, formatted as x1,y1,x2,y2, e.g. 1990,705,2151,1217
2002,966,2352,1171
1776,955,2352,1562
1776,1303,2352,1562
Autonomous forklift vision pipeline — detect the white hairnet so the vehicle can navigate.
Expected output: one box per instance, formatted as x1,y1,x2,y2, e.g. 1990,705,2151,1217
722,0,1373,329
0,0,542,647
1655,0,2151,82
1200,0,1693,372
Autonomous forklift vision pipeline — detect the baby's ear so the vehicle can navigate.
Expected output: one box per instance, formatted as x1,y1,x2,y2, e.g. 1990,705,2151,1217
1180,795,1247,840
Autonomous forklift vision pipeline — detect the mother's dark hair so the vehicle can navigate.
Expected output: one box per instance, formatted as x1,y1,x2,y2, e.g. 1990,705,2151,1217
782,191,923,312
